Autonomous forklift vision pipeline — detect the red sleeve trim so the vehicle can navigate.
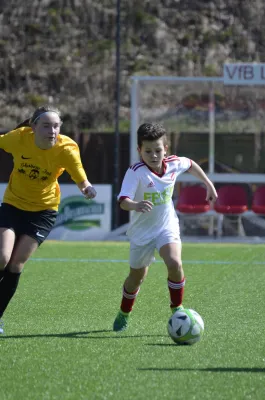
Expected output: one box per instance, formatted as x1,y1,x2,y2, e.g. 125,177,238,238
165,155,179,162
118,196,130,203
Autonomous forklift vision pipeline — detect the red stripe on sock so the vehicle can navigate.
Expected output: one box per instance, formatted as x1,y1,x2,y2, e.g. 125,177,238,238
168,278,185,308
120,287,139,313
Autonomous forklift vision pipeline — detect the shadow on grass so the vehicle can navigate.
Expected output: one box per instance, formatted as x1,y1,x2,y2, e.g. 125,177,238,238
1,330,168,340
145,343,180,347
138,367,265,373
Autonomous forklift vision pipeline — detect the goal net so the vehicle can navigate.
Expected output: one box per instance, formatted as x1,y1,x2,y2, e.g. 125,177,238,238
130,74,265,171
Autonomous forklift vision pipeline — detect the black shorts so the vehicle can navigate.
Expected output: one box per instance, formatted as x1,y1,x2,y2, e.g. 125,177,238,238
0,203,58,245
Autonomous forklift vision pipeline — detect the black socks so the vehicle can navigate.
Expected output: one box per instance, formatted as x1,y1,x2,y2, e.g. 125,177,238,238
0,270,21,318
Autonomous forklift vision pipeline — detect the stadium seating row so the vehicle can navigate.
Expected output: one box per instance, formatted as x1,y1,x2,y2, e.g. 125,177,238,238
175,184,265,237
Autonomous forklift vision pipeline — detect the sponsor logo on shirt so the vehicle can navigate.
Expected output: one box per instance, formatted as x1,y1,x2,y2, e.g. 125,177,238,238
143,186,174,205
18,162,52,181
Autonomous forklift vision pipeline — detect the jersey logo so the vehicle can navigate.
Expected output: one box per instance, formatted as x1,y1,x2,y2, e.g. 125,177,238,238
21,155,31,159
147,181,155,188
18,162,52,182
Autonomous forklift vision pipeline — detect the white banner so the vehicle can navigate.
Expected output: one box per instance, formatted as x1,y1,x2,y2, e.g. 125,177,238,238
224,63,265,85
0,183,112,241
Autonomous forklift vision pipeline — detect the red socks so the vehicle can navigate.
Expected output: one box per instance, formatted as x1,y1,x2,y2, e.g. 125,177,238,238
168,278,185,309
120,286,140,313
119,278,185,314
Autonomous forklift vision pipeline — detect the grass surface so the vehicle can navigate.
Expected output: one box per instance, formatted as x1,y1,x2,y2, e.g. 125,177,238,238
0,242,264,400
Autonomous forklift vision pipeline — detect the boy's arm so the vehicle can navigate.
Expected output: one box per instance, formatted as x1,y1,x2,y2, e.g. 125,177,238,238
188,161,218,202
120,197,153,213
118,168,153,213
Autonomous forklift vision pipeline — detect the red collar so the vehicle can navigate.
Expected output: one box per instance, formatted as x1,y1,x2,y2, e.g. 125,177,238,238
141,159,167,177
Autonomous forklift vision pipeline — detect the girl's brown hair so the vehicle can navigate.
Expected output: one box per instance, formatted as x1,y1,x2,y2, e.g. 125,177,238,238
15,106,61,129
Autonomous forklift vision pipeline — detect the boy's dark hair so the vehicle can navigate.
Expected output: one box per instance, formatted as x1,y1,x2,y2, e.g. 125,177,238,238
137,123,167,147
14,105,61,129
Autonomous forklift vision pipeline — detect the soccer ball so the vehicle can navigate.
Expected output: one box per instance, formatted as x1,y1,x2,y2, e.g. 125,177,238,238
167,308,204,345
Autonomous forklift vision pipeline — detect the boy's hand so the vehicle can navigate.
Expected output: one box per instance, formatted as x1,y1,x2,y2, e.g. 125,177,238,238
206,184,218,203
135,200,153,213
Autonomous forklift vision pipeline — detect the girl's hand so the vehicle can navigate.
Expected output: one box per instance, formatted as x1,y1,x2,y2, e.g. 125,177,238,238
82,186,97,199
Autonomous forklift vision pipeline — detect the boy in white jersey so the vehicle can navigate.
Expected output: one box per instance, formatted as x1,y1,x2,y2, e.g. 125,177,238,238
113,122,217,332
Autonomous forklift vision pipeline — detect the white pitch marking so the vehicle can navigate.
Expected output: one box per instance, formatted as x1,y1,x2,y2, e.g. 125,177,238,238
29,258,265,265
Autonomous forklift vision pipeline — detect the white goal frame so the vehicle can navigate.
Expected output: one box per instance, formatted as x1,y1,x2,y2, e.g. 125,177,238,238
130,74,265,185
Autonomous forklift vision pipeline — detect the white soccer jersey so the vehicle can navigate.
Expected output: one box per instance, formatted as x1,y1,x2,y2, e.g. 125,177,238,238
118,156,192,245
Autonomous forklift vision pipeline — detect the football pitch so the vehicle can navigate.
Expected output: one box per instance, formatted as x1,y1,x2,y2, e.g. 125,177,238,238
0,241,264,400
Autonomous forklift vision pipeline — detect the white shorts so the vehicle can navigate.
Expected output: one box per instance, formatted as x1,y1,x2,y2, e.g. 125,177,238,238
129,231,181,269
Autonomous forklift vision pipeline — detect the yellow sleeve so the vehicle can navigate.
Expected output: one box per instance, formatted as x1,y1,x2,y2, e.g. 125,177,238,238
62,142,88,184
0,129,20,153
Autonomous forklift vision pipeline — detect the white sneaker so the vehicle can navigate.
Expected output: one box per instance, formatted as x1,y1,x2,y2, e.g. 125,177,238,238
0,320,4,334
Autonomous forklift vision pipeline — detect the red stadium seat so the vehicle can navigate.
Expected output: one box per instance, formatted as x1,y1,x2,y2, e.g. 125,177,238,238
214,185,248,214
176,185,215,236
252,186,265,214
176,185,210,214
214,185,249,236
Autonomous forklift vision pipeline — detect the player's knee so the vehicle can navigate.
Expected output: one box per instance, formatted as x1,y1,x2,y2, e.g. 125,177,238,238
7,263,24,273
0,253,11,269
129,268,147,286
167,258,182,273
132,274,145,286
138,273,147,285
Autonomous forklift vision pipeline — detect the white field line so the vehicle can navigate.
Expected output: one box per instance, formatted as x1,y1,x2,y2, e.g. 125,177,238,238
29,258,265,265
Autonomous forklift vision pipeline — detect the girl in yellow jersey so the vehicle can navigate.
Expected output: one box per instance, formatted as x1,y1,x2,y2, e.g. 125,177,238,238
0,105,97,334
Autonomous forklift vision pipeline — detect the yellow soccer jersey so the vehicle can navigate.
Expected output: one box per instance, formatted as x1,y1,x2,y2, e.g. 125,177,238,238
0,127,88,211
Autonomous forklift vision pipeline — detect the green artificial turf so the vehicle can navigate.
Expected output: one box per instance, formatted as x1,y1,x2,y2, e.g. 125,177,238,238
0,242,264,400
